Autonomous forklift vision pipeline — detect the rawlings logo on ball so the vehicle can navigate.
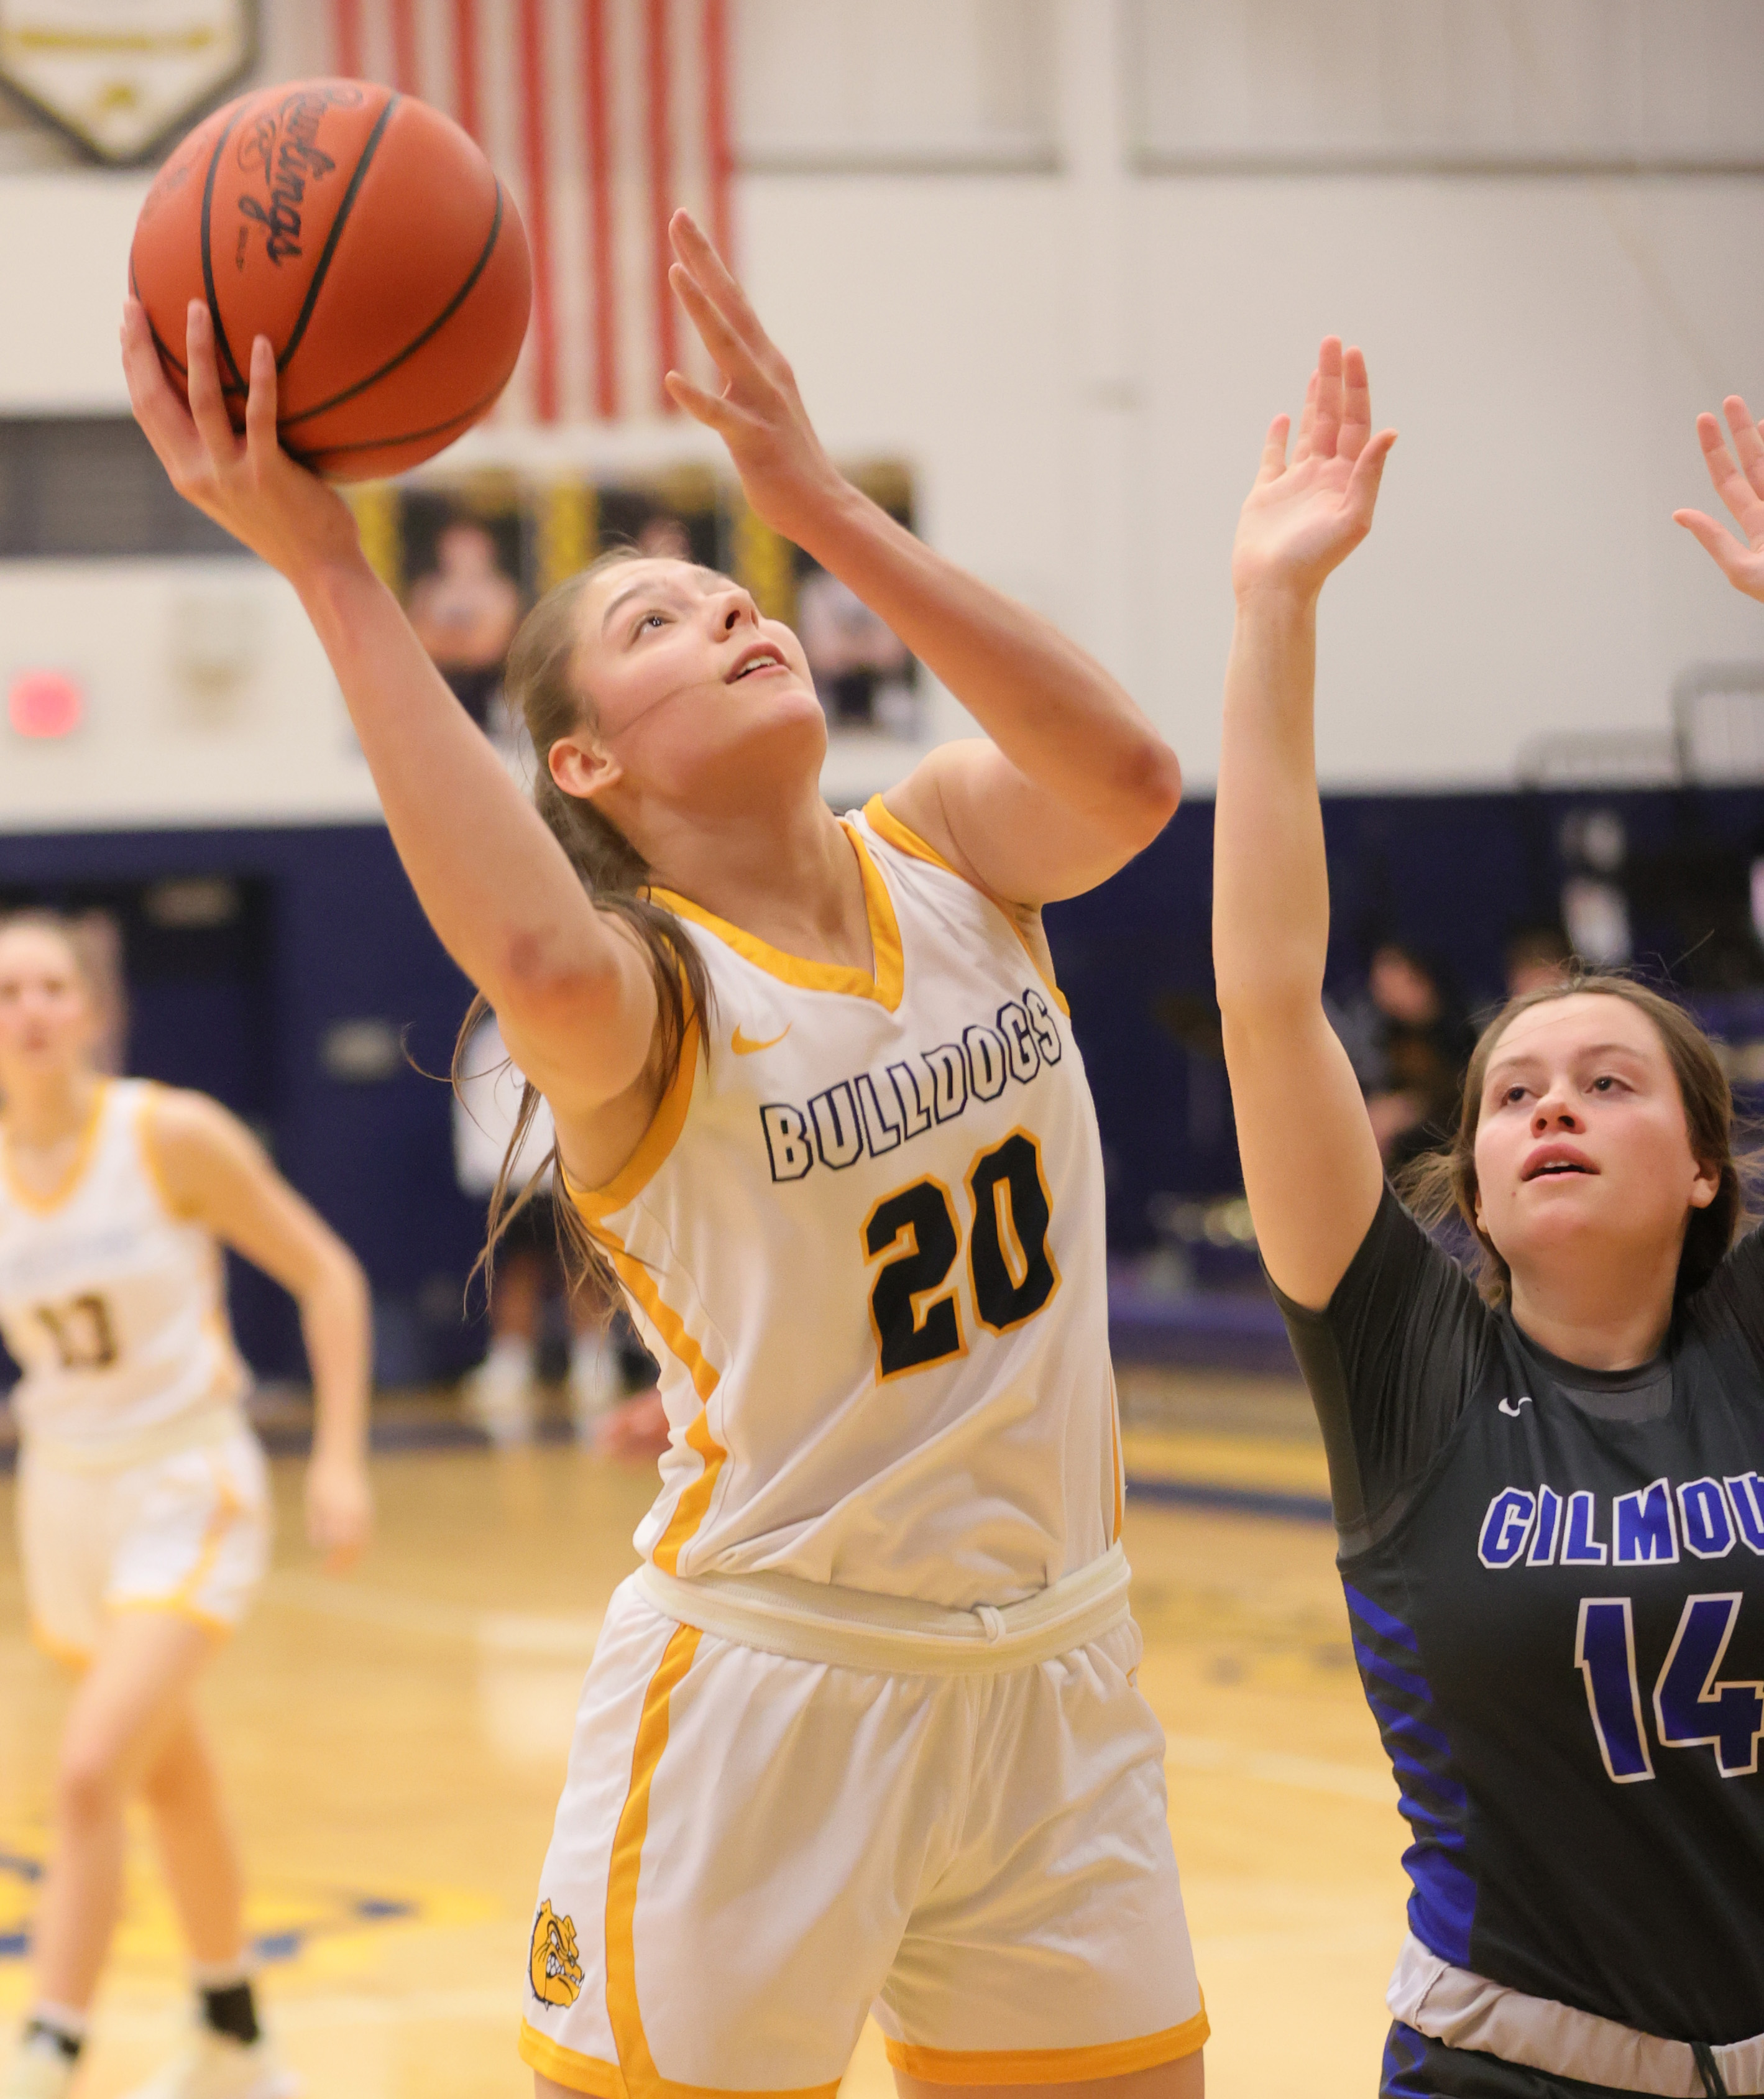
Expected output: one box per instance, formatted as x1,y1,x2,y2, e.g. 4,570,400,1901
132,76,532,478
529,1900,584,2007
235,85,361,267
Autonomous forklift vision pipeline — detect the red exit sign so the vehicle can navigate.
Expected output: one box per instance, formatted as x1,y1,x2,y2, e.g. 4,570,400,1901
8,671,83,739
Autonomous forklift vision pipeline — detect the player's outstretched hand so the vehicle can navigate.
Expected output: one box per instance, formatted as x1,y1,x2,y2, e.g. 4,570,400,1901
663,209,846,546
1676,397,1764,602
1232,338,1397,606
306,1448,374,1574
122,297,361,585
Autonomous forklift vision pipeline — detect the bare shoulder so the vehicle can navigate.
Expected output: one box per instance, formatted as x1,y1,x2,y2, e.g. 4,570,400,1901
882,742,1009,898
881,748,1061,985
140,1085,265,1211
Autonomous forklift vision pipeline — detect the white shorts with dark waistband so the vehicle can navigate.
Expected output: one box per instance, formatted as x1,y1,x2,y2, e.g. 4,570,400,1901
1389,1932,1764,2096
520,1543,1206,2095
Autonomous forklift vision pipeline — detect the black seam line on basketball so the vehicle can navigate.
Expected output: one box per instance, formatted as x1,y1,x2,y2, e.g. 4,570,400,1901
278,183,505,431
200,113,249,394
132,261,192,377
284,378,509,462
277,94,401,377
127,261,191,378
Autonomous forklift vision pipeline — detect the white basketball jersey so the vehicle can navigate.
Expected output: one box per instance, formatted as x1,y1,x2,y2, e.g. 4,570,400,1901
567,799,1123,1609
0,1079,248,1453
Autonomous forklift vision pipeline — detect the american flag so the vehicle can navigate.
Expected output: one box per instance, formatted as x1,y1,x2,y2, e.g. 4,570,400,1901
320,0,735,425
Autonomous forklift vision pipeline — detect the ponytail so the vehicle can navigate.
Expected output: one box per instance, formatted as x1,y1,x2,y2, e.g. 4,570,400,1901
452,551,714,1315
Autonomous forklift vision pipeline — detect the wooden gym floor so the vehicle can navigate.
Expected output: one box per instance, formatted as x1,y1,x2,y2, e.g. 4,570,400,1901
0,1370,1407,2098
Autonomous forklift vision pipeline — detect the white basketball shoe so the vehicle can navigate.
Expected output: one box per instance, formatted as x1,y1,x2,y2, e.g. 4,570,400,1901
1,2042,76,2099
122,2031,298,2099
461,1333,537,1446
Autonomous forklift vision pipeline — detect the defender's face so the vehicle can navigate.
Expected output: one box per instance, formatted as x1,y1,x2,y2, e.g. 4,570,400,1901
0,929,96,1079
564,558,824,811
1473,994,1717,1287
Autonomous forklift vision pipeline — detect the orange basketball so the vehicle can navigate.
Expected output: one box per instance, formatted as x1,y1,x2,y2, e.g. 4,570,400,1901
130,79,531,481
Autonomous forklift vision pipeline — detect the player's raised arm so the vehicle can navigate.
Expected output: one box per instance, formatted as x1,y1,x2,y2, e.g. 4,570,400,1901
1213,339,1397,1309
119,301,658,1127
1674,391,1764,602
662,211,1182,907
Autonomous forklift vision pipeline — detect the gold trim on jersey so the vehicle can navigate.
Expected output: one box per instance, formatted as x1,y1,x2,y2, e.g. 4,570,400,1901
563,1013,702,1226
30,1620,92,1671
109,1448,246,1638
515,2023,620,2097
861,796,1070,1016
1,1080,111,1216
600,1236,726,1575
648,824,904,1013
605,1620,699,2095
132,1081,183,1220
518,1620,844,2098
558,1009,728,1575
1108,1367,1124,1545
882,2001,1209,2083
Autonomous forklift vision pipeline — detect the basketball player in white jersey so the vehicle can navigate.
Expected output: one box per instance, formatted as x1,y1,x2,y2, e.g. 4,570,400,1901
0,916,372,2099
122,213,1203,2097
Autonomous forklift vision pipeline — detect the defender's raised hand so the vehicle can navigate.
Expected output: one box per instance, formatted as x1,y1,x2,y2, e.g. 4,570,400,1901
1676,397,1764,602
1232,339,1397,605
663,209,845,545
121,296,359,583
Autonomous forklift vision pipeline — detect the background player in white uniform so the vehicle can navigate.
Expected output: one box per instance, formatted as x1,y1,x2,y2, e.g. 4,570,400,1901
122,214,1201,2097
0,917,373,2099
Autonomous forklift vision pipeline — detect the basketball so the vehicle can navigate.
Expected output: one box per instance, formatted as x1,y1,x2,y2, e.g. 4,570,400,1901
129,79,530,480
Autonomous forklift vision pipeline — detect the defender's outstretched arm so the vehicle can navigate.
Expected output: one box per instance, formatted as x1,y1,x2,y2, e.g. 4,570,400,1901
1214,340,1395,1310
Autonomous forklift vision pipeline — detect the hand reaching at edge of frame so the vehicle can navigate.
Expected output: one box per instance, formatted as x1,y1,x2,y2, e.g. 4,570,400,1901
305,1446,374,1574
662,209,849,548
1232,338,1397,607
1676,395,1764,603
121,297,361,586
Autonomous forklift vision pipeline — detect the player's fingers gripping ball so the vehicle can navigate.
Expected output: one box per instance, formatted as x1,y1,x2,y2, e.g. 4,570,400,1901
130,78,531,480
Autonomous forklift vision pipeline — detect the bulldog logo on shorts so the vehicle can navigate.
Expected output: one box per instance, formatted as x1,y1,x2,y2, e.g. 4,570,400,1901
530,1899,584,2007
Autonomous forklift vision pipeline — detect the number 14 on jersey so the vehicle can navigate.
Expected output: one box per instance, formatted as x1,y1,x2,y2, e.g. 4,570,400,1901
1577,1593,1764,1783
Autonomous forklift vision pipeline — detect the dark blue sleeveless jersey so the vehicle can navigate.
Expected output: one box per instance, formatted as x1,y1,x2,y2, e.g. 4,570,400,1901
1277,1191,1764,2064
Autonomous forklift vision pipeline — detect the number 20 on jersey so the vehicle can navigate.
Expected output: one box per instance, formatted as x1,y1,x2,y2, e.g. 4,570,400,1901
862,1129,1059,1379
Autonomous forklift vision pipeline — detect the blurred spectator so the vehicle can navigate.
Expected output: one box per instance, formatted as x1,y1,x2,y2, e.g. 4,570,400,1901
407,518,521,733
1332,942,1473,1169
1504,924,1574,998
636,513,693,559
453,1008,656,1448
796,564,917,733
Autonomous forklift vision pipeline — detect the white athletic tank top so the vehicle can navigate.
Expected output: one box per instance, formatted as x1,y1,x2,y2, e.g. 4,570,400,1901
0,1078,249,1453
565,798,1123,1609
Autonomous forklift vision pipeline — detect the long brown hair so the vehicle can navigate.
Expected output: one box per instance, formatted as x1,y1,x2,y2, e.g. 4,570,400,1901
1403,973,1748,1306
452,549,714,1310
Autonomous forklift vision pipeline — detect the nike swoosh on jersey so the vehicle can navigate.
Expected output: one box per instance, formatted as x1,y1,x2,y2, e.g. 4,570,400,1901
731,1024,792,1055
1498,1397,1533,1416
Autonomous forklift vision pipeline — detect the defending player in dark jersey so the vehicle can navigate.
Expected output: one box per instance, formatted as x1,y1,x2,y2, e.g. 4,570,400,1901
1213,342,1764,2097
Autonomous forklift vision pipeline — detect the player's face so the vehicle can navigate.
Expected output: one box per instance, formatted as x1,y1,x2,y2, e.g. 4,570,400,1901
0,928,97,1080
1472,993,1717,1286
566,558,823,811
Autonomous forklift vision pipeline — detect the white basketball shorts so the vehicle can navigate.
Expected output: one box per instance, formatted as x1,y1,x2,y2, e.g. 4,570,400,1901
518,1573,1206,2093
18,1420,271,1664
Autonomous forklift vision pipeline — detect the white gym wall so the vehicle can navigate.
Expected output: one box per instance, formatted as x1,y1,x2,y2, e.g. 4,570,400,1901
1,0,1762,822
